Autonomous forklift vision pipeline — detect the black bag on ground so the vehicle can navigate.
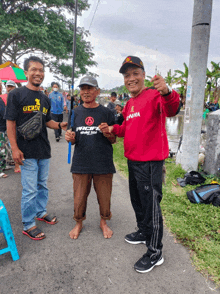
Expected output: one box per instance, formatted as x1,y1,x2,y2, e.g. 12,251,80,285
184,171,206,185
177,171,206,187
187,184,220,206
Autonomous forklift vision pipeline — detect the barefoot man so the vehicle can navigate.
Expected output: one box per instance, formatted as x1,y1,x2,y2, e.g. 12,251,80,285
65,76,116,239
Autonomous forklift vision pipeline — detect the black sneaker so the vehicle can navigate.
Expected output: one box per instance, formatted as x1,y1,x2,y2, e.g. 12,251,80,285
56,137,60,142
134,252,164,273
125,230,146,244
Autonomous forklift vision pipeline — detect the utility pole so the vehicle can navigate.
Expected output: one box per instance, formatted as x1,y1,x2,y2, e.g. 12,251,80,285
71,0,78,95
176,0,212,171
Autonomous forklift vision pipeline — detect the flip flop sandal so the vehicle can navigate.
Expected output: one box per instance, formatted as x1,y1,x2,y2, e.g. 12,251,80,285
0,172,8,178
4,166,12,170
22,227,45,240
36,214,58,225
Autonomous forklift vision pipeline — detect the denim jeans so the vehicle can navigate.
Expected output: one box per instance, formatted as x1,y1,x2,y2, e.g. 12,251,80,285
20,158,50,231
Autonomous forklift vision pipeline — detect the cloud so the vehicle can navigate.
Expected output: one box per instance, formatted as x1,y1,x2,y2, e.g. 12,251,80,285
84,35,179,89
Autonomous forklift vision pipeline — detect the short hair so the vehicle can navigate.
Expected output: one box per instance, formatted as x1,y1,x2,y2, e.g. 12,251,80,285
23,56,45,71
111,92,117,97
116,104,123,110
51,82,60,88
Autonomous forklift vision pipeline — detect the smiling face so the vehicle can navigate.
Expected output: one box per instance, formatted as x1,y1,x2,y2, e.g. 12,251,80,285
80,85,100,106
123,66,145,97
25,61,44,90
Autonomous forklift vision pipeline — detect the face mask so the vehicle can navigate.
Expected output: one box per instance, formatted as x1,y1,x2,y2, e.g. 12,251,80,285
53,87,58,92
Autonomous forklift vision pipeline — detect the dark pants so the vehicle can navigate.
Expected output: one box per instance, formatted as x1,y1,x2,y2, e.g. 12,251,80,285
51,113,63,138
128,160,164,258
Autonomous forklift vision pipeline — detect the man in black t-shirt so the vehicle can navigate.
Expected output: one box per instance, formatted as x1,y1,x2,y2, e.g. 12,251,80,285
5,56,67,241
65,75,116,240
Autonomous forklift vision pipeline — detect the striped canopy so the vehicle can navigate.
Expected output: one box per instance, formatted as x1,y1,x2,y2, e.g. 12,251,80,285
0,66,27,83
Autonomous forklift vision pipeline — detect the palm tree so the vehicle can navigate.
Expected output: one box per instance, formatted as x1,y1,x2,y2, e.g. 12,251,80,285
165,69,176,86
206,61,220,101
174,63,189,98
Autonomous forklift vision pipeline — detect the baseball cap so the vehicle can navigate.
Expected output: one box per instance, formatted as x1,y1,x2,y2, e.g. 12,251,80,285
119,56,145,73
78,76,98,88
6,80,16,87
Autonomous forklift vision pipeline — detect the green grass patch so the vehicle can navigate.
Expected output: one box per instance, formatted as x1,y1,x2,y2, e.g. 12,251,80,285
113,140,220,287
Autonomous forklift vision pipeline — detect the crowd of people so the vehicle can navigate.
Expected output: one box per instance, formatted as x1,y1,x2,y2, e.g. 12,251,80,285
1,54,181,274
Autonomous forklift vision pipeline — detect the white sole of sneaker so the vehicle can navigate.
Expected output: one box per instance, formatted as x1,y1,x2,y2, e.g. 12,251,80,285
125,238,146,245
135,257,164,273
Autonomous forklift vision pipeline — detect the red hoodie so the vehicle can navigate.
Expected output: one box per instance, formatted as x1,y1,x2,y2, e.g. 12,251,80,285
112,88,180,161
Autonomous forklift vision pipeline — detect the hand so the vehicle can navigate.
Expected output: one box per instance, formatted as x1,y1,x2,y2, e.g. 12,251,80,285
151,75,169,96
65,130,75,143
60,122,68,131
99,123,113,135
12,148,24,166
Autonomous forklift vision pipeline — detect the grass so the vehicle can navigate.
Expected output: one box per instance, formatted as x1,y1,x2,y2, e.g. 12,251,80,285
113,138,220,287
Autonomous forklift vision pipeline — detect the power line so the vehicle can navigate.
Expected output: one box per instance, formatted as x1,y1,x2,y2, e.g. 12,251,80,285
89,0,101,30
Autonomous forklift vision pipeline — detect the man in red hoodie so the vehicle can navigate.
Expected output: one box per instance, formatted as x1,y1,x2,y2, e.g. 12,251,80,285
99,56,180,273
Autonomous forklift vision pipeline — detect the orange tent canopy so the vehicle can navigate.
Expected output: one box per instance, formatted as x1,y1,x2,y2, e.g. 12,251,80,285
0,61,21,69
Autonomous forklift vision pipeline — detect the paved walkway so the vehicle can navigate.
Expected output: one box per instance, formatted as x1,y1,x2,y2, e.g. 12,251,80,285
0,126,218,294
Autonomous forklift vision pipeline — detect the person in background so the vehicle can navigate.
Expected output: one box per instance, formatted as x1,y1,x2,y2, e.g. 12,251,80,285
65,94,71,114
0,79,8,178
107,92,117,116
44,89,49,97
99,56,180,273
5,81,21,173
115,103,124,125
49,82,64,142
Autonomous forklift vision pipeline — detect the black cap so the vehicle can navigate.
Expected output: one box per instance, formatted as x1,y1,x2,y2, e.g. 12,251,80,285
119,56,145,73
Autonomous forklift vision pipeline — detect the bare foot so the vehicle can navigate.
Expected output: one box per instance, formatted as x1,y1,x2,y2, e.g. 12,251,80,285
100,219,113,239
69,222,83,239
14,162,21,173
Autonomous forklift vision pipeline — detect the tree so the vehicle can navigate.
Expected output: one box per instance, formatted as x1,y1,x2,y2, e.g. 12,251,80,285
165,69,176,86
206,61,220,101
174,63,189,97
0,0,97,78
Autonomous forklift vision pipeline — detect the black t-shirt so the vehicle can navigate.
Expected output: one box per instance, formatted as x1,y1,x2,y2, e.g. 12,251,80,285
0,97,6,132
71,104,116,174
5,86,52,159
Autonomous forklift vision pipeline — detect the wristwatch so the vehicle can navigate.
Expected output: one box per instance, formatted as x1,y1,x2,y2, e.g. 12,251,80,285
162,85,172,96
58,122,61,129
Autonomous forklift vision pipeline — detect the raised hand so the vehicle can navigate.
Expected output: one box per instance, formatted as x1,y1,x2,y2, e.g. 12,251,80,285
151,75,169,96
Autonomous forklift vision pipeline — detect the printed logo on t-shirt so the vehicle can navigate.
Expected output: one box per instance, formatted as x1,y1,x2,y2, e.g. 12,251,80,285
126,112,141,121
131,106,134,112
76,126,101,136
23,98,48,115
85,116,94,126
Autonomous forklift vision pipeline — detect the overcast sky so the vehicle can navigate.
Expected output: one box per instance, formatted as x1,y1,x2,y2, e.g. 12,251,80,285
44,0,220,90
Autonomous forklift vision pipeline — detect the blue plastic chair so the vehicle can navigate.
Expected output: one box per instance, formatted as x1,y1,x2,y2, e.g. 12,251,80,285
0,199,19,261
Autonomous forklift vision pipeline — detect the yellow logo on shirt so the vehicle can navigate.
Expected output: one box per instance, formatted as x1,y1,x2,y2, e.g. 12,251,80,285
23,98,48,114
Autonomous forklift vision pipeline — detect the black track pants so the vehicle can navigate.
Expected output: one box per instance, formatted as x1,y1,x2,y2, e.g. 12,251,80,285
128,160,164,258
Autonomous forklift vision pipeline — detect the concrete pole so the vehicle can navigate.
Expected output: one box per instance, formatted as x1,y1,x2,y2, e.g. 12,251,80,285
176,0,212,171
